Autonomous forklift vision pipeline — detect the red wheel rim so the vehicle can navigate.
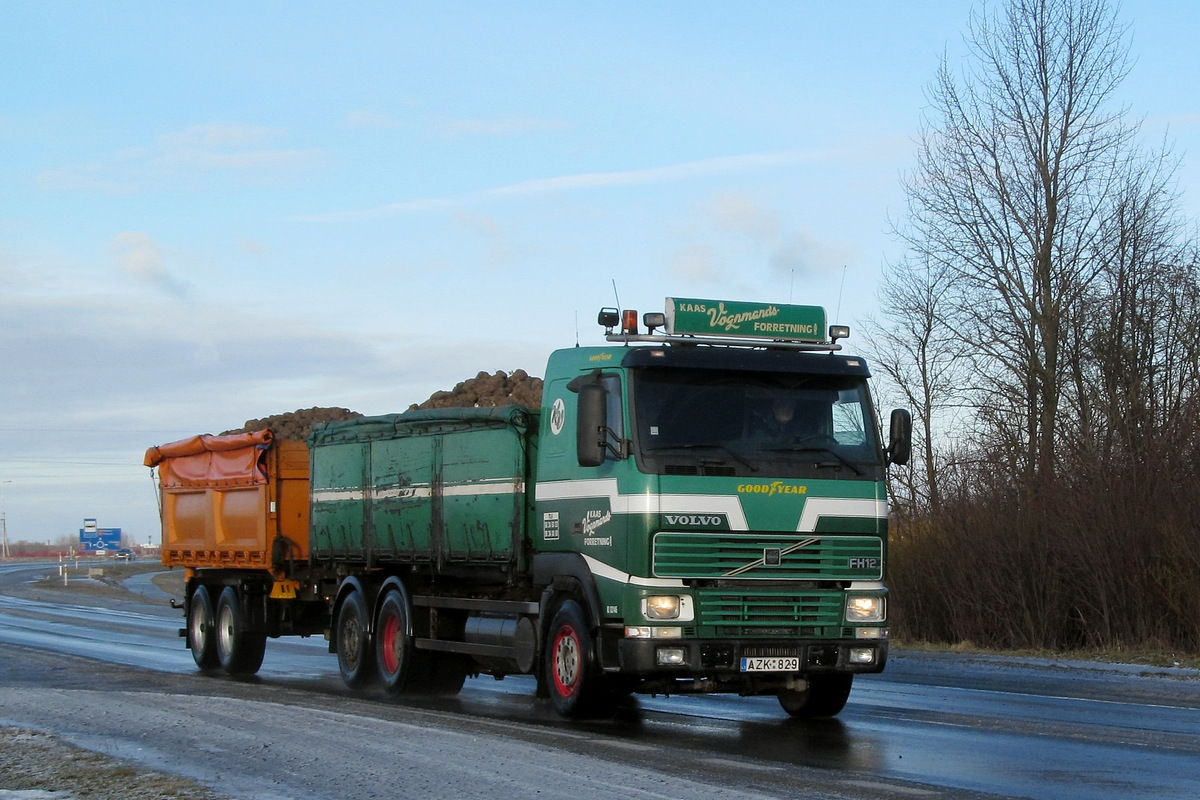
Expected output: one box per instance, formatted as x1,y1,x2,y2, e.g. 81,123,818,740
552,625,580,696
381,612,400,675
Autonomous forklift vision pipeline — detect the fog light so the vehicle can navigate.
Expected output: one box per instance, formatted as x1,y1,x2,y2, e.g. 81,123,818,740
656,647,686,666
849,647,875,665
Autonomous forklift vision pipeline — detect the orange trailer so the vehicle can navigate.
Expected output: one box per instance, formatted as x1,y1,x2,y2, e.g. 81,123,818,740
144,430,310,579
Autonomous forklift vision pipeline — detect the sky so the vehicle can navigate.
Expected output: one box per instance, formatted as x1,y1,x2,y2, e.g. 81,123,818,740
2,1,1198,547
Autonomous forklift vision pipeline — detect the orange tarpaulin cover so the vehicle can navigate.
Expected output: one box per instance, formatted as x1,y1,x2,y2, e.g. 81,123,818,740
144,429,274,489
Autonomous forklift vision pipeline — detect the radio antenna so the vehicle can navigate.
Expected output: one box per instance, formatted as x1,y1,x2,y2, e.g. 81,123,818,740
835,265,847,322
611,279,622,313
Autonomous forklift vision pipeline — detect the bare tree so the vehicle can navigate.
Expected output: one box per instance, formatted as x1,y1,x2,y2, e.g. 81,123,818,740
880,0,1200,652
895,0,1138,481
867,255,969,513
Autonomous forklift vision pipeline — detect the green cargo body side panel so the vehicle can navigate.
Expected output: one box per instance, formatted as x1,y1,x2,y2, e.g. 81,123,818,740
309,406,534,570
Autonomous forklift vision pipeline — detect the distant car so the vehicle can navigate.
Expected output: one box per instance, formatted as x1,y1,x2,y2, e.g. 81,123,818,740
114,548,135,562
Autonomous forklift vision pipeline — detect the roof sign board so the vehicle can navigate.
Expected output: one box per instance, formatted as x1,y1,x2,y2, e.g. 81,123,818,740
665,298,827,343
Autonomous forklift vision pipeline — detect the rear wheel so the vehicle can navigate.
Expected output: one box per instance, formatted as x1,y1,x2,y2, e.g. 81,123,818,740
376,588,468,696
545,599,604,718
375,589,414,693
778,674,853,718
215,586,266,676
336,589,376,688
187,585,218,670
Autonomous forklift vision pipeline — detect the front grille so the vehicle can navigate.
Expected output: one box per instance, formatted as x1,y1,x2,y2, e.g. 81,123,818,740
653,533,883,580
697,589,843,636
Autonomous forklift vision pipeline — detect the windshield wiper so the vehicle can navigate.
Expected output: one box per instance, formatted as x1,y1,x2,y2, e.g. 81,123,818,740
762,445,864,476
644,443,758,472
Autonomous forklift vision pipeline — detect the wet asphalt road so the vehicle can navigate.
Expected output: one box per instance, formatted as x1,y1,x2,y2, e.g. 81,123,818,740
1,561,1199,800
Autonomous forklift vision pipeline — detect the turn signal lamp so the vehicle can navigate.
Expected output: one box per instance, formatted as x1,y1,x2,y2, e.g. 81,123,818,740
622,309,639,335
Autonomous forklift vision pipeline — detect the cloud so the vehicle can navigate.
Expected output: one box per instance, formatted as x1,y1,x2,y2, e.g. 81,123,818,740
111,232,190,299
709,193,781,242
299,146,844,221
452,210,520,267
668,244,724,281
237,237,267,257
345,110,409,130
433,116,567,139
36,123,323,194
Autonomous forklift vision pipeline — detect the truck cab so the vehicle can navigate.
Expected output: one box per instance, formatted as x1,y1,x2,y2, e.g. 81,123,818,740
533,298,910,717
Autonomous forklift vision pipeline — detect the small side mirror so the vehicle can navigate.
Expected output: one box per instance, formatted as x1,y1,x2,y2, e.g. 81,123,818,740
577,383,607,467
887,409,912,466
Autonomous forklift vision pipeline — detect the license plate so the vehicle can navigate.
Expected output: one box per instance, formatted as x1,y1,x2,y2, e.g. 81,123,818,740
740,656,800,672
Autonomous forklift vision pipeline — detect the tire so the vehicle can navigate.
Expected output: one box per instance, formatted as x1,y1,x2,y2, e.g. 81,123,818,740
187,585,219,670
375,589,414,693
778,674,854,718
376,588,468,696
545,599,604,718
215,586,266,676
336,589,376,688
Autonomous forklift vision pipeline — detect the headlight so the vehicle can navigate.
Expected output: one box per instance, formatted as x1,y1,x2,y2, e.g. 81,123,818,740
845,595,885,623
644,595,680,620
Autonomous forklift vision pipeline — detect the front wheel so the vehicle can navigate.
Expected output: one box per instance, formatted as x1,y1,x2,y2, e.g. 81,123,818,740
545,599,604,718
778,674,853,718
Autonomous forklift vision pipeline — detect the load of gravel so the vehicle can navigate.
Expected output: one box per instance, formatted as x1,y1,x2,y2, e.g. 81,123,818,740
408,369,543,411
221,407,362,440
218,370,543,442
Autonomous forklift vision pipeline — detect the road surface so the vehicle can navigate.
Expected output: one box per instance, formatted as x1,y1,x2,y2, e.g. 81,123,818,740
1,561,1198,799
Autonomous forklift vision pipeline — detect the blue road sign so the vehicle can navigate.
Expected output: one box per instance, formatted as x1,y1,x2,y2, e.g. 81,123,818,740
80,527,122,550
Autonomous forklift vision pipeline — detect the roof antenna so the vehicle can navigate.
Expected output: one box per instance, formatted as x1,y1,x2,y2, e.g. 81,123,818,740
574,310,580,348
835,265,847,322
611,278,622,313
789,269,795,303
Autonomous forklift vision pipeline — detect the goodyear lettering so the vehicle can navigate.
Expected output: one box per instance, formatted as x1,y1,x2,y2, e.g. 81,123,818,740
737,482,808,496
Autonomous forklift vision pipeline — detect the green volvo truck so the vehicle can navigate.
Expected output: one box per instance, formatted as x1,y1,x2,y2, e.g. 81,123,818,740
148,296,911,718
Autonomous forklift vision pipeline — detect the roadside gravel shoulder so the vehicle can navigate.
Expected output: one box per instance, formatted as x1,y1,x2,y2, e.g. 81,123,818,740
0,727,227,800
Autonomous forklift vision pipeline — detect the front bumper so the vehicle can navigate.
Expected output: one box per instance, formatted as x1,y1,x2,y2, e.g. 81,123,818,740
616,635,888,677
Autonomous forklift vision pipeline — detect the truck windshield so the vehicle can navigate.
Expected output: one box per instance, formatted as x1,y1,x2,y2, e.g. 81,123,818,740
629,367,883,480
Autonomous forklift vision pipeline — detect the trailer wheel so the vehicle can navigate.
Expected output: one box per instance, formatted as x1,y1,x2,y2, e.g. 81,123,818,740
545,599,603,718
778,674,853,718
215,586,266,676
187,585,219,670
336,589,376,688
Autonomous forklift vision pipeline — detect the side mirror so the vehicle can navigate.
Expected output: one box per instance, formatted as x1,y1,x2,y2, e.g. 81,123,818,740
886,409,912,466
576,383,607,467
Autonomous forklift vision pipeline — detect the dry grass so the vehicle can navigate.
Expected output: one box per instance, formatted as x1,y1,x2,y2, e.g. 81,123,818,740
0,727,227,800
